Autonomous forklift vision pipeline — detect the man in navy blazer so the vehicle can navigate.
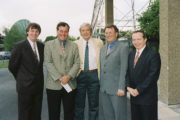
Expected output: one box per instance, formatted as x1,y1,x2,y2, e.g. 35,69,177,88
8,23,44,120
126,30,161,120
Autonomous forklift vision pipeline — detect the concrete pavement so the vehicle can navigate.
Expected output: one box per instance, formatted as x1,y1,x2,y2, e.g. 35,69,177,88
158,101,180,120
0,68,180,120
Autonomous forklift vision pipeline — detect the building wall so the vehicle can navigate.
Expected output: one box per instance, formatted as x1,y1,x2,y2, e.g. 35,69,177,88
159,0,180,104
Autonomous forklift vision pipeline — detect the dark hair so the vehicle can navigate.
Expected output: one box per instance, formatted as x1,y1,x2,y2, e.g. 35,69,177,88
56,22,70,31
132,30,147,39
104,24,120,38
26,23,41,34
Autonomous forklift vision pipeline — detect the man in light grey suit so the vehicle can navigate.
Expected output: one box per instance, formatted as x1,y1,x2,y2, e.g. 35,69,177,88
44,22,80,120
99,25,129,120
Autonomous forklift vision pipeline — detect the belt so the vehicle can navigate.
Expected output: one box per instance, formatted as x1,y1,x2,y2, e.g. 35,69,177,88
81,69,97,73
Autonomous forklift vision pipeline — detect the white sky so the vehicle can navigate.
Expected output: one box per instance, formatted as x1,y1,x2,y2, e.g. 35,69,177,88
0,0,149,40
0,0,95,40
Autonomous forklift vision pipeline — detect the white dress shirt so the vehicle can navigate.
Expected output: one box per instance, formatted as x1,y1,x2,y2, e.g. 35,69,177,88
27,38,40,61
82,38,97,70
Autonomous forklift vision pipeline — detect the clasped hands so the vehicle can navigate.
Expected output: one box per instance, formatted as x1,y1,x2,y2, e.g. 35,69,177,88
116,89,125,96
127,87,139,97
59,74,71,85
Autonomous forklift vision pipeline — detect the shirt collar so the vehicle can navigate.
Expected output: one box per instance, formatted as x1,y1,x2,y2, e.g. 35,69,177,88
107,40,117,49
82,37,92,45
27,38,36,46
136,45,146,55
59,40,67,47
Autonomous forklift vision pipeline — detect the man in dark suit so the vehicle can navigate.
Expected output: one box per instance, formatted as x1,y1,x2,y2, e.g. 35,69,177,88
8,23,44,120
126,30,161,120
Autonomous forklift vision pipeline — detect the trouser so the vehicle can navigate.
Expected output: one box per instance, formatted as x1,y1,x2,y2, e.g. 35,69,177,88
46,88,76,120
75,70,99,120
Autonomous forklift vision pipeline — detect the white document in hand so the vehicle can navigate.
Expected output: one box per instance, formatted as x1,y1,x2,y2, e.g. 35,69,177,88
61,83,72,93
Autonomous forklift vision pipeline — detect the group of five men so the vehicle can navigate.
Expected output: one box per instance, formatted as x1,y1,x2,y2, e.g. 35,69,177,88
8,21,161,120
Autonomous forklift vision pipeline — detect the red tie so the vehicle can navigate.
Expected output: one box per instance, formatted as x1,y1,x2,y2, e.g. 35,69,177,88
134,50,140,67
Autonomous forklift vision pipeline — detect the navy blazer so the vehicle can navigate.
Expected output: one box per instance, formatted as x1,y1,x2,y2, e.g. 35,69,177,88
8,40,44,94
126,46,161,105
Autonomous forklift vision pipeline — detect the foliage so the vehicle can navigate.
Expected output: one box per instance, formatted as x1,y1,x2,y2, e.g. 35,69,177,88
68,35,76,41
119,30,132,39
0,60,9,68
44,36,57,42
44,35,77,43
3,19,30,51
137,0,159,51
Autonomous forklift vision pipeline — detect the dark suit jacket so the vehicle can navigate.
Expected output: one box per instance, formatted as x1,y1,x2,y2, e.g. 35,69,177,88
8,40,44,94
126,46,161,105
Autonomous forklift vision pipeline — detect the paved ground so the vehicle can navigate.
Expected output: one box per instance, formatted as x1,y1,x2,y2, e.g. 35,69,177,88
0,68,180,120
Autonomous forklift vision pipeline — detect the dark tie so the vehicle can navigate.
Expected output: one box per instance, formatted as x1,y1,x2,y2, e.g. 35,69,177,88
84,42,89,71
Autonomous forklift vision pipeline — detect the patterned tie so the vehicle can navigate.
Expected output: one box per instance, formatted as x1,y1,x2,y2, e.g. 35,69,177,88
84,42,89,71
134,50,140,67
60,41,65,55
33,42,39,61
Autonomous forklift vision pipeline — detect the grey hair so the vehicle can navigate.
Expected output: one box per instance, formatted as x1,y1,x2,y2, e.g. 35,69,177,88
79,23,92,33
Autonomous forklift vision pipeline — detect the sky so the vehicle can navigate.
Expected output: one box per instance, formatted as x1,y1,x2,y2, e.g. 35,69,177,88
0,0,149,40
0,0,95,40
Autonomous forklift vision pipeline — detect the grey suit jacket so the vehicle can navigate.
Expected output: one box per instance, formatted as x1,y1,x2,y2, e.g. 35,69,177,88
44,39,80,90
100,40,129,95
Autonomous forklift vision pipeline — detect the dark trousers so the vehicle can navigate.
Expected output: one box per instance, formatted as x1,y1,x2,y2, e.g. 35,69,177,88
46,88,76,120
131,102,158,120
75,70,100,120
18,92,43,120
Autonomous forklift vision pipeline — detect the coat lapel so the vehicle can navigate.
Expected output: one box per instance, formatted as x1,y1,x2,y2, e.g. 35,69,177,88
133,46,149,74
77,39,85,65
106,41,118,57
37,42,43,64
25,40,39,64
91,39,100,65
54,39,63,56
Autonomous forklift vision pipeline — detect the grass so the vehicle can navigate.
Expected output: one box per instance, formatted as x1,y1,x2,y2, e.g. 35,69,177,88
0,60,9,68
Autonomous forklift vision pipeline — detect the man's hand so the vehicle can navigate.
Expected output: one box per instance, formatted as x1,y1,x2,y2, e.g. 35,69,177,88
59,75,71,85
127,87,139,97
116,89,125,96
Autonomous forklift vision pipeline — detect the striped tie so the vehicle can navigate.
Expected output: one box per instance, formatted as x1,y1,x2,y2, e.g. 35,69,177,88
134,50,139,67
33,42,39,61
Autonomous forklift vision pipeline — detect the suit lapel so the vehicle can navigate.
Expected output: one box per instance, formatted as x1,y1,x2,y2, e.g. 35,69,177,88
63,40,70,60
77,39,85,65
133,47,149,72
54,39,62,56
25,40,39,64
106,41,118,57
130,50,136,69
91,39,100,64
37,42,43,64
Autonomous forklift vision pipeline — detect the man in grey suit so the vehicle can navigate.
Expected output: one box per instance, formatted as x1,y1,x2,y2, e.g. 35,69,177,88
99,25,129,120
44,22,80,120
